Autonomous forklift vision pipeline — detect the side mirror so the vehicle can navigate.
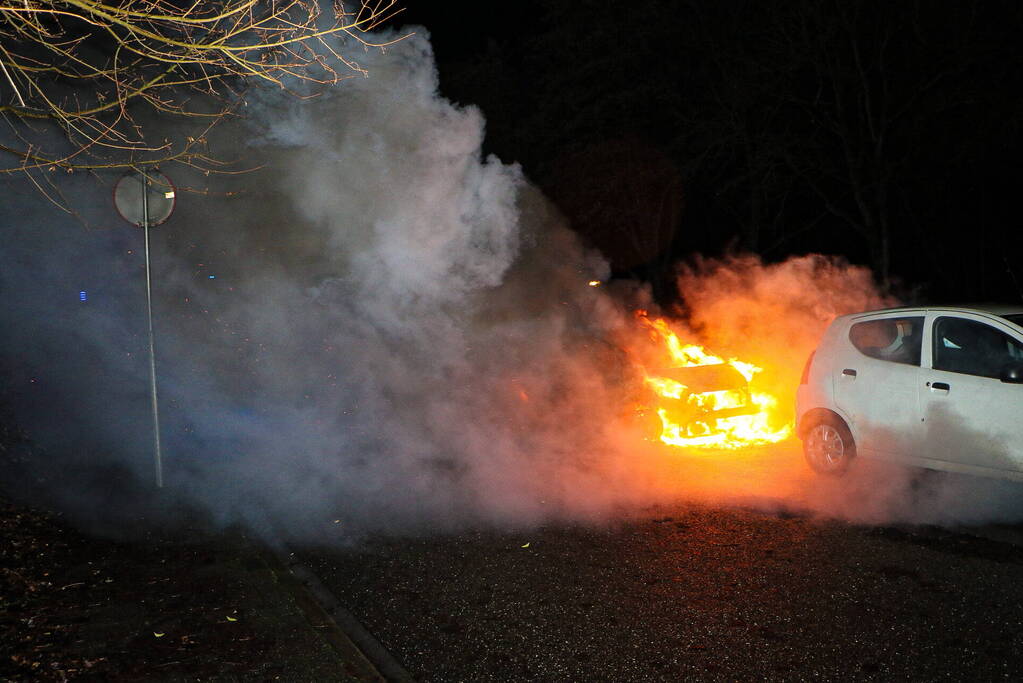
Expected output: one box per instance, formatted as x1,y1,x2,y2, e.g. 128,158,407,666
999,363,1023,384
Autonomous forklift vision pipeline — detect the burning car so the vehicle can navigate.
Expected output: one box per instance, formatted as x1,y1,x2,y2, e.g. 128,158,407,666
797,305,1023,478
633,312,790,449
643,363,758,438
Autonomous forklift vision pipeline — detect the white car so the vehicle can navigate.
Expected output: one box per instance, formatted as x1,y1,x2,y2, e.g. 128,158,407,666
796,305,1023,479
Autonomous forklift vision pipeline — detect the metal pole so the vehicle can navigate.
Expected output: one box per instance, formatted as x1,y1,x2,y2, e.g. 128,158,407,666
141,172,164,488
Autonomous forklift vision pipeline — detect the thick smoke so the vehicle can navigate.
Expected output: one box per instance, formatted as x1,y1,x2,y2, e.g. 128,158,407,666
2,29,1021,539
0,30,653,538
673,253,896,426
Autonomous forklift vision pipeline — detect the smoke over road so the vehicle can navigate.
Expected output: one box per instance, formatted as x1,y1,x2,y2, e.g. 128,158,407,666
2,28,1020,539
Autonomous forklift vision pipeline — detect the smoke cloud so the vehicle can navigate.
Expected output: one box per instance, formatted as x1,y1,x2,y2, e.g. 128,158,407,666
673,253,896,426
2,28,1021,540
0,30,644,538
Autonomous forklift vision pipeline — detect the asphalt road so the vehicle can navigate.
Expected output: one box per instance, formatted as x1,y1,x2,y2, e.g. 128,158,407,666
299,442,1023,681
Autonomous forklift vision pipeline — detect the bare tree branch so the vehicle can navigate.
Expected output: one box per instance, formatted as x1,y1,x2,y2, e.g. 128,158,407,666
0,0,406,183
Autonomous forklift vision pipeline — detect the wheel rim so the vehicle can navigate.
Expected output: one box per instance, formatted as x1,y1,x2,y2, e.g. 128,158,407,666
807,424,845,471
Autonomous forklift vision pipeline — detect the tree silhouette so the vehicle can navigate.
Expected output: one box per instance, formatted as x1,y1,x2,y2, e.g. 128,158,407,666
1,0,403,206
465,0,1023,295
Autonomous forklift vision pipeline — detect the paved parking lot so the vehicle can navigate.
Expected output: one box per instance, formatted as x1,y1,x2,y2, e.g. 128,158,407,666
300,443,1023,680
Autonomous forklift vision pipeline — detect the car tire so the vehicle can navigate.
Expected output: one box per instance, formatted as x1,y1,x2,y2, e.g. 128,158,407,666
803,416,855,475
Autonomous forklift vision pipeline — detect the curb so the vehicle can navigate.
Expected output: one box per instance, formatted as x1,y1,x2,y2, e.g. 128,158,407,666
262,544,415,682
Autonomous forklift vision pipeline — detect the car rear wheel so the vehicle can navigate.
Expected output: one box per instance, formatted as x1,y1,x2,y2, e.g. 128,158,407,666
804,417,855,475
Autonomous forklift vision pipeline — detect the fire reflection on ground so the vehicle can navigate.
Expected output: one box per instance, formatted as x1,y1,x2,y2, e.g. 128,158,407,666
626,437,812,505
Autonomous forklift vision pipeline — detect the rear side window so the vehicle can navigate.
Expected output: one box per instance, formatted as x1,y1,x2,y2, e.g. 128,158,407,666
933,316,1023,378
849,317,924,366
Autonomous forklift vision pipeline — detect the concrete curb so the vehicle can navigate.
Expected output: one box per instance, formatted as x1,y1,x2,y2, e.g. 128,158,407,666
263,544,415,682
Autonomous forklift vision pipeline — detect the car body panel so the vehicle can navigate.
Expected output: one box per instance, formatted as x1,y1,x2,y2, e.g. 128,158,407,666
831,313,923,457
918,311,1023,471
796,317,844,432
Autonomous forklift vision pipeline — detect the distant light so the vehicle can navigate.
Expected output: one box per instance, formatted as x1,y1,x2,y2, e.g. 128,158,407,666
79,290,87,302
588,280,601,287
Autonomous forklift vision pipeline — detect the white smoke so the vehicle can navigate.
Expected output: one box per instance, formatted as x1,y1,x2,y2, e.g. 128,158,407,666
0,29,644,538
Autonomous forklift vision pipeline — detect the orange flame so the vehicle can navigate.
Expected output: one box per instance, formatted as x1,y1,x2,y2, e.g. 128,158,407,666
634,312,790,449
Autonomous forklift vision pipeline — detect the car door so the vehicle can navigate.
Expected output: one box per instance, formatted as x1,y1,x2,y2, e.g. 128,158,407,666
919,314,1023,472
832,314,924,457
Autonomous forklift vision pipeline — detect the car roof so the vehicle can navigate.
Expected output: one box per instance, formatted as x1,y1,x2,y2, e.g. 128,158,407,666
843,304,1023,321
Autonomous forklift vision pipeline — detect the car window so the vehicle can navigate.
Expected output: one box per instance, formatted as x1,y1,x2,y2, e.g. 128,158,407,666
932,316,1023,378
848,317,924,366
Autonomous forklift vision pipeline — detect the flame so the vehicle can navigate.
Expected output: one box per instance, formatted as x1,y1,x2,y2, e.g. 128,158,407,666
634,311,790,450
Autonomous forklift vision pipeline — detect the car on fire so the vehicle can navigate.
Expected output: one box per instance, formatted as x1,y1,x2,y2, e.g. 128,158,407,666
796,305,1023,479
646,363,759,438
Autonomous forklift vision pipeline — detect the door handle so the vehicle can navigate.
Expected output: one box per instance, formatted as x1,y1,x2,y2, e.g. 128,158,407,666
928,381,951,392
842,368,857,377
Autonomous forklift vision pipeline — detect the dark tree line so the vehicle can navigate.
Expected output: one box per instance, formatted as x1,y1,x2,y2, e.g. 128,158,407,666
426,0,1023,302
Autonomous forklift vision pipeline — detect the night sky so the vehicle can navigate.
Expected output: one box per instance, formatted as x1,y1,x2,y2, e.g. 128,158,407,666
399,1,1023,304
